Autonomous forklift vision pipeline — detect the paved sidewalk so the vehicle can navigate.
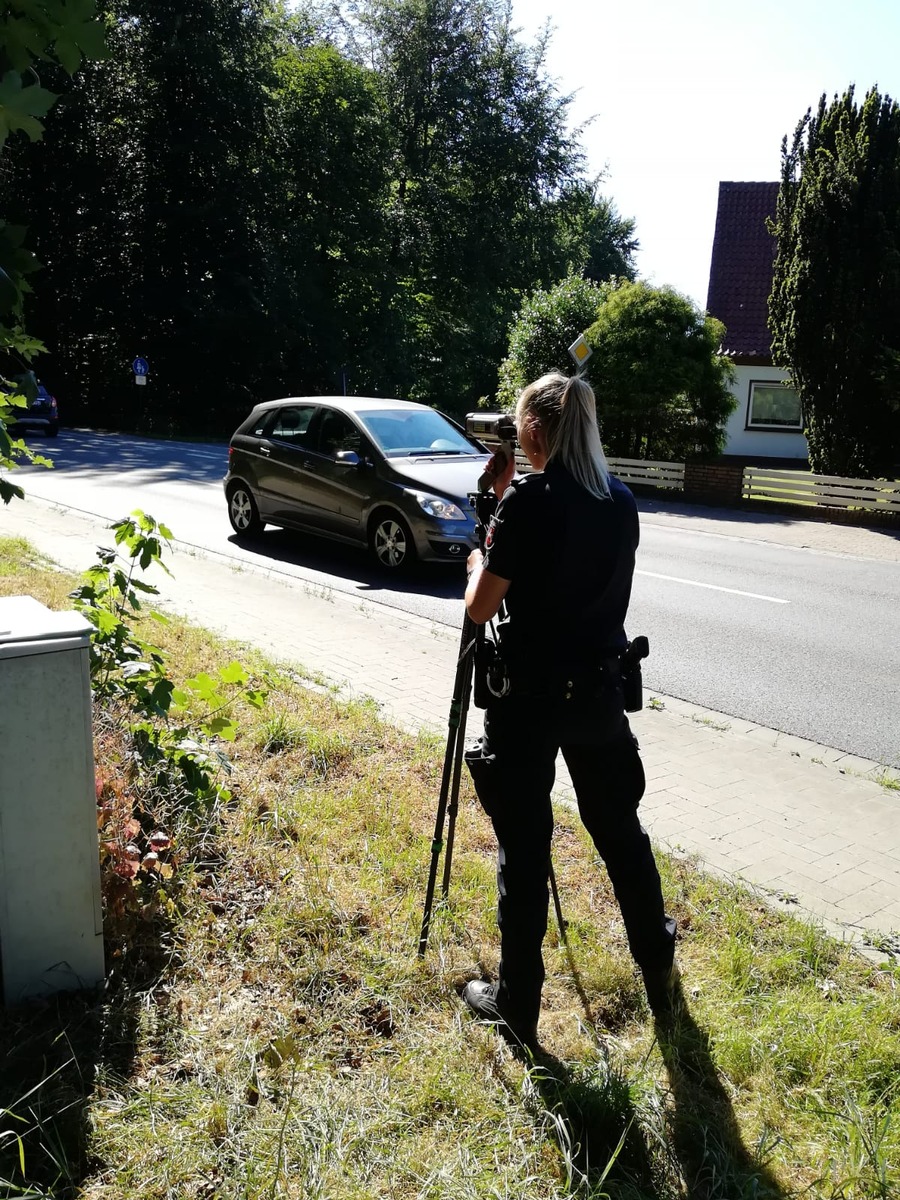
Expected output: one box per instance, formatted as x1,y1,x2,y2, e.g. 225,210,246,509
4,497,900,955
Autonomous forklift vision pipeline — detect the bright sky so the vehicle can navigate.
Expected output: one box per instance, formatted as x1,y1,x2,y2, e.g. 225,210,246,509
509,0,900,309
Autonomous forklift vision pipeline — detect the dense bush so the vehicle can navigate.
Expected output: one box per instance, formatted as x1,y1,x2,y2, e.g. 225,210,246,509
498,276,736,460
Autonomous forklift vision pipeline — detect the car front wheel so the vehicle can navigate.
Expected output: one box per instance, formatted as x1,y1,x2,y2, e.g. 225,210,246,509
370,512,416,571
228,483,264,538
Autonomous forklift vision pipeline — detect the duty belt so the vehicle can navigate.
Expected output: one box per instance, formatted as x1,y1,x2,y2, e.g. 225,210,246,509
514,657,623,701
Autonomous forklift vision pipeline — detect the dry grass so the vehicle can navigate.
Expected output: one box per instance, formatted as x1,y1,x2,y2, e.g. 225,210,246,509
1,535,899,1199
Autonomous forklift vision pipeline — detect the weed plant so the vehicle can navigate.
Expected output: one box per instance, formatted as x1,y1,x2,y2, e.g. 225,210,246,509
0,533,898,1199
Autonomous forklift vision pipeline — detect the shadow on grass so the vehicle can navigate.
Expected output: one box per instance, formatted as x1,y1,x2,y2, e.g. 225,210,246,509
524,1041,661,1195
0,950,178,1198
654,981,787,1199
0,985,138,1197
520,983,788,1199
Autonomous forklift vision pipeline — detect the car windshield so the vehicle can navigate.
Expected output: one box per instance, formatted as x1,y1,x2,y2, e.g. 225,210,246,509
358,409,480,458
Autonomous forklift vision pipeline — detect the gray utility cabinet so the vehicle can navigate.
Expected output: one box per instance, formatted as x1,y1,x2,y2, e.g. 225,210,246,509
0,595,105,1005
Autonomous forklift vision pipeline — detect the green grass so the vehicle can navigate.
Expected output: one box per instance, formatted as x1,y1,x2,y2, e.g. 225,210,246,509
875,769,900,793
1,534,899,1199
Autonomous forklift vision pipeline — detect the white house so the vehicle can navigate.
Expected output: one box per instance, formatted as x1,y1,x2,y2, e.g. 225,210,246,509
706,181,809,461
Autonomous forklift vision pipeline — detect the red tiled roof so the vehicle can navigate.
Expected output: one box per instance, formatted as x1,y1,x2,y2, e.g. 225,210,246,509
706,181,779,358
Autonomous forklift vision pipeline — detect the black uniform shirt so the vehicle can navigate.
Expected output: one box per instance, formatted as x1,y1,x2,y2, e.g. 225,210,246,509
481,459,639,686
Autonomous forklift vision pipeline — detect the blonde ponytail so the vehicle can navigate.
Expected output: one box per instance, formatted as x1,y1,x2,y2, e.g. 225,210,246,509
516,371,611,499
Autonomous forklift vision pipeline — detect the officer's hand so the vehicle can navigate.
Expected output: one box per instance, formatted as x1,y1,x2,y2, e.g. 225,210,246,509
490,449,515,498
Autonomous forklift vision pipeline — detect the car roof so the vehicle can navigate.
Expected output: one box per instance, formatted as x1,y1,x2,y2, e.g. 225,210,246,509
252,395,433,415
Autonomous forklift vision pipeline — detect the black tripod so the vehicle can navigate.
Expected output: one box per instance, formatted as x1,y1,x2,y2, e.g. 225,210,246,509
417,488,568,958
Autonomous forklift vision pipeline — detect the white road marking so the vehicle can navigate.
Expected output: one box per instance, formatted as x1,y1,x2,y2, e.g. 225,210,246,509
636,569,789,604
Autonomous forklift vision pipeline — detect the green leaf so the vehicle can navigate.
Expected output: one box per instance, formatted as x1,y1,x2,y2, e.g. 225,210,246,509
139,536,161,569
0,390,27,410
94,608,120,635
53,36,81,76
0,15,53,73
74,19,110,62
218,661,248,685
186,672,218,700
206,716,237,741
0,71,58,148
0,477,25,504
48,0,111,73
148,678,175,713
113,518,136,545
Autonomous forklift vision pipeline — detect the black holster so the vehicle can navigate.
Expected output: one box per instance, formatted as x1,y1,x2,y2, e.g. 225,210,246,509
620,636,650,713
464,738,502,818
621,659,643,712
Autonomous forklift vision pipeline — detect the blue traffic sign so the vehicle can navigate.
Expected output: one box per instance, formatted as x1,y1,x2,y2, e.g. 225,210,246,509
132,357,149,376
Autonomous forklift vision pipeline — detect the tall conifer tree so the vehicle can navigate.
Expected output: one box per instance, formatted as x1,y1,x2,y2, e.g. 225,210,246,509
769,85,900,477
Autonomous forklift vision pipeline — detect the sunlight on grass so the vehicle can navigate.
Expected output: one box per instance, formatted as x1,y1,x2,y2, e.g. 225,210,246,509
0,536,898,1199
0,535,60,584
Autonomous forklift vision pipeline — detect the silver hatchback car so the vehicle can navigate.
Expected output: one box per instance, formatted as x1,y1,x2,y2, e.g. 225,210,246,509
223,395,491,570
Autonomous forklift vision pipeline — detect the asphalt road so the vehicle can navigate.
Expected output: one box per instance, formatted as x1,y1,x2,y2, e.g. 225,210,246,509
11,429,900,766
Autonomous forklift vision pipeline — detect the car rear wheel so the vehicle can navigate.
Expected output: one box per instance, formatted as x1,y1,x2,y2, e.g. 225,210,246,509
46,422,59,438
370,512,416,571
228,483,264,538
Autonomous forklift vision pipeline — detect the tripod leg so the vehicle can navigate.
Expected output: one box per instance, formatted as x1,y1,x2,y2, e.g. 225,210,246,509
418,616,476,957
548,859,568,947
441,647,474,899
548,854,597,1028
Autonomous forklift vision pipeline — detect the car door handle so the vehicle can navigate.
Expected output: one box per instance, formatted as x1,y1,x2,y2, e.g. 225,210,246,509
259,446,271,457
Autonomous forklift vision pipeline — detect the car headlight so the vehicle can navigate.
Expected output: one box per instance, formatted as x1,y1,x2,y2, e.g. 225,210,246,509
407,491,467,521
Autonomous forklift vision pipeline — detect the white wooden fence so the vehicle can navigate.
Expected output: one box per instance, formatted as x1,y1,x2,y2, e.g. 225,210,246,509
742,467,900,514
513,450,685,490
606,457,685,490
500,437,899,515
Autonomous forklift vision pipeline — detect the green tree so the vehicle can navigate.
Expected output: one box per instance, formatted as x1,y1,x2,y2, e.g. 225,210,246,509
110,0,284,434
344,0,598,414
5,18,139,434
586,280,735,461
496,273,609,408
0,0,108,501
8,0,634,434
9,0,285,435
769,85,900,477
550,181,638,284
265,39,392,397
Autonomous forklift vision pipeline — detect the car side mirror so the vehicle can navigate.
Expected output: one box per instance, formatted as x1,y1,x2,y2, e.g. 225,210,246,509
335,450,361,467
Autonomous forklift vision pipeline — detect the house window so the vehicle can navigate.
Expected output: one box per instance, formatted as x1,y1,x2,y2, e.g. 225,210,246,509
747,381,803,430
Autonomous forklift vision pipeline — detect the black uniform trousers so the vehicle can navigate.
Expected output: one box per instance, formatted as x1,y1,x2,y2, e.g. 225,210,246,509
466,689,676,1028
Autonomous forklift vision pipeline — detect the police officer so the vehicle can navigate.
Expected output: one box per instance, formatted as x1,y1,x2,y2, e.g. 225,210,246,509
462,371,677,1047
